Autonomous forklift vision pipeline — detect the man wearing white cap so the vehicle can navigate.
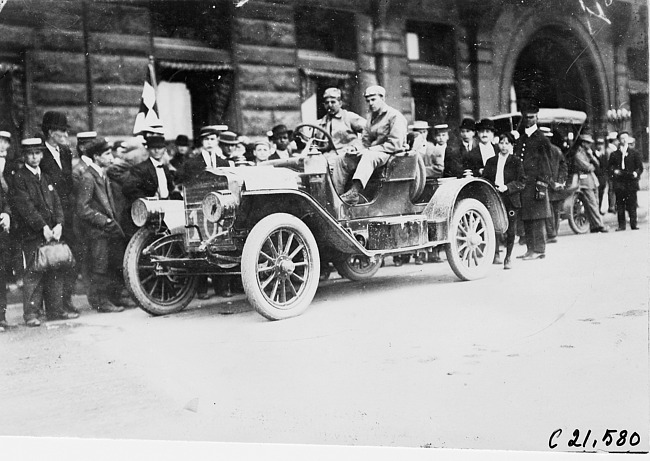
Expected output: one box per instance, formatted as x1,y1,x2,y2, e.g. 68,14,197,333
317,87,366,168
334,85,408,205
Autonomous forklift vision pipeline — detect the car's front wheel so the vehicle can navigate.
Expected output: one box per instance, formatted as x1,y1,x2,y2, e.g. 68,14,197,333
567,192,590,234
241,213,320,320
123,227,199,315
445,198,496,281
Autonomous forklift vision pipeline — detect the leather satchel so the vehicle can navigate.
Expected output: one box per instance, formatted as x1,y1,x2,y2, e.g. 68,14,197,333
34,241,75,272
534,180,548,201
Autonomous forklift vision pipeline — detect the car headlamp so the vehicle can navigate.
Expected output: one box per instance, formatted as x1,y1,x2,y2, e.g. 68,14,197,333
131,199,150,227
201,191,236,223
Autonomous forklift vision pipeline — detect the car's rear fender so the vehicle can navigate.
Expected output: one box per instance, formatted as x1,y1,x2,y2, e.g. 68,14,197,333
238,189,369,255
422,178,508,240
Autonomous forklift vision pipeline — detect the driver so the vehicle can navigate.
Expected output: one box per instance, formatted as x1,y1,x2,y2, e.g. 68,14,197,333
317,87,366,169
333,85,408,206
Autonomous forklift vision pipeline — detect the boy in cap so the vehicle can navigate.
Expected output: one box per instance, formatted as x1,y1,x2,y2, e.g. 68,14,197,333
334,85,408,205
12,138,79,325
77,138,132,312
432,124,463,178
252,140,272,164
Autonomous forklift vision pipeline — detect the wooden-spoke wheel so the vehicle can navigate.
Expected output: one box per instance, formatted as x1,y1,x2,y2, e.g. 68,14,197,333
241,213,320,320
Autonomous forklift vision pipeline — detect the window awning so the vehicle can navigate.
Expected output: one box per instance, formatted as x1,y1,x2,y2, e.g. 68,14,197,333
158,61,233,72
409,62,456,86
411,75,456,85
300,68,353,80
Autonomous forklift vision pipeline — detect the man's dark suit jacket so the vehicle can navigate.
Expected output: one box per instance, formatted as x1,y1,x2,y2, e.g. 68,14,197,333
608,147,644,192
463,143,498,177
443,146,464,178
76,167,123,240
482,154,525,209
12,167,64,243
0,180,10,245
548,144,568,201
40,144,74,206
122,158,174,201
177,153,230,184
514,129,553,221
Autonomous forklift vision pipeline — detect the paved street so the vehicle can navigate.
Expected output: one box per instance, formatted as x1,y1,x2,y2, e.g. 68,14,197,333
1,198,648,457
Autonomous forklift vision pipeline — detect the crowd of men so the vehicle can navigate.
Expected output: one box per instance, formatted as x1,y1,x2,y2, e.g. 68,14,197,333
0,87,644,331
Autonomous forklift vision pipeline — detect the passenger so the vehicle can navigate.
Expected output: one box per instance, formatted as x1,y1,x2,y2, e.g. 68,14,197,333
177,125,229,183
218,131,248,166
334,85,408,206
411,120,443,179
482,132,524,270
122,134,174,201
252,140,272,164
609,131,643,231
268,125,296,160
317,87,366,173
543,128,568,243
77,138,134,313
571,133,608,233
12,138,79,326
463,118,497,177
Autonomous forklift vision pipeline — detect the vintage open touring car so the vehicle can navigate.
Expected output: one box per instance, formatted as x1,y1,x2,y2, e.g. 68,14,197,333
123,124,508,320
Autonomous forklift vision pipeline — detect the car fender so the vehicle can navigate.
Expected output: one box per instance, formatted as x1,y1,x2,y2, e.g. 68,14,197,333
422,178,508,240
240,189,370,256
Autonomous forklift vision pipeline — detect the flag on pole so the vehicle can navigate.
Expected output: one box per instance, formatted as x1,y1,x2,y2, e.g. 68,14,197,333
133,56,164,136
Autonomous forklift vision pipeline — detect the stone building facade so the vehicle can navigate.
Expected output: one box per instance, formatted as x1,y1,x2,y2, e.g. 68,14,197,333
0,0,647,155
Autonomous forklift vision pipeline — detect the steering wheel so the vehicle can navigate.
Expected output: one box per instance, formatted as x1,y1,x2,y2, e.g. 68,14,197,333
293,124,336,154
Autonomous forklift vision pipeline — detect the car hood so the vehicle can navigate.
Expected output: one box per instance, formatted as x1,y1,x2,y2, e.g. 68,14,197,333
205,166,300,194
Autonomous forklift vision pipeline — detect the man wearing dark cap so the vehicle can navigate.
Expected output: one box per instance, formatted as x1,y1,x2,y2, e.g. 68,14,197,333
12,138,78,325
514,102,554,260
334,85,408,205
572,133,608,233
40,111,80,314
268,125,294,160
317,88,366,168
123,134,174,202
464,118,497,177
77,138,131,312
459,117,477,162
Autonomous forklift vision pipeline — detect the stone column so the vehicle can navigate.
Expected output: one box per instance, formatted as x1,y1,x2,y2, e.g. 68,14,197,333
373,25,411,118
232,0,301,138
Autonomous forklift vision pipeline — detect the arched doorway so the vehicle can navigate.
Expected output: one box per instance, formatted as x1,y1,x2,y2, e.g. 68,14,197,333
512,26,604,129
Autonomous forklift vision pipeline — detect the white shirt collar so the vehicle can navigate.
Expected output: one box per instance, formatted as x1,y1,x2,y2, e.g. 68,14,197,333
25,164,41,176
149,157,163,168
525,124,538,137
81,156,93,166
88,161,104,177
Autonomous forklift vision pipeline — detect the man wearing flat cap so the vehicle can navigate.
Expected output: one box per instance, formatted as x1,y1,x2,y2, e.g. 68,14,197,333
317,88,366,170
77,137,133,312
333,85,408,205
40,111,80,314
571,133,608,233
513,101,554,260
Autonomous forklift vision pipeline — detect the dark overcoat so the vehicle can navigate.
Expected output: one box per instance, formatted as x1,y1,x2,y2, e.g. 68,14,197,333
40,144,74,225
443,146,463,178
548,144,568,202
76,167,124,240
514,129,552,220
608,148,644,193
464,143,498,177
12,167,64,243
122,158,174,202
482,154,525,210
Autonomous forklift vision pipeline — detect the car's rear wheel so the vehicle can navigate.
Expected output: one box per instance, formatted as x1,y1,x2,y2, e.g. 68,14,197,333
241,213,320,320
333,254,382,281
568,192,590,234
445,198,496,281
124,227,198,316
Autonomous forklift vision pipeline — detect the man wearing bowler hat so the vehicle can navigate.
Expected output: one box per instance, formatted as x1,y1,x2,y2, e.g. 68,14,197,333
40,111,80,314
459,117,478,162
464,118,498,177
268,125,295,160
334,85,408,205
123,134,174,202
